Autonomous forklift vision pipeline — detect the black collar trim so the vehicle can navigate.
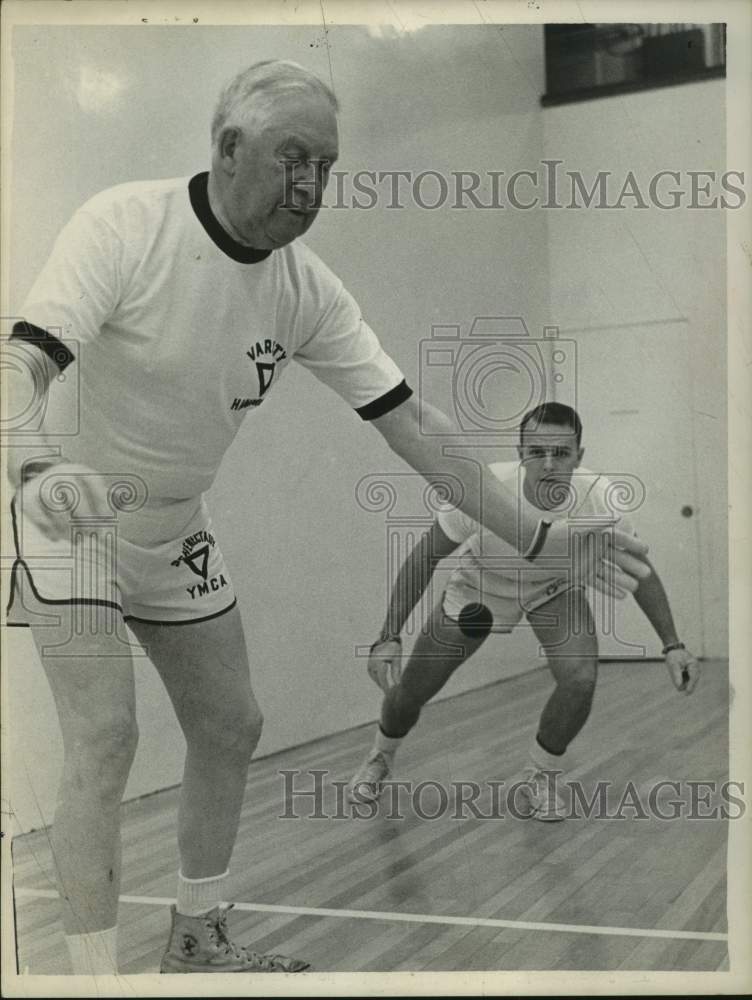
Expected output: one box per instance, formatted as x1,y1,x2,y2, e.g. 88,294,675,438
188,173,272,264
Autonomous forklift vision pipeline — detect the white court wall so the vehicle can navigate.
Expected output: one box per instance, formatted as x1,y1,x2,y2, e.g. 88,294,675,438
4,25,551,833
541,79,728,658
4,30,729,836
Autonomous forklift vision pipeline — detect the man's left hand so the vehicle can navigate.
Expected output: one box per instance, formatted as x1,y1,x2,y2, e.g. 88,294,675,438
666,646,700,694
367,638,402,693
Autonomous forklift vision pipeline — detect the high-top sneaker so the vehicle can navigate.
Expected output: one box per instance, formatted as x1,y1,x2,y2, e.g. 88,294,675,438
346,749,393,804
160,903,310,973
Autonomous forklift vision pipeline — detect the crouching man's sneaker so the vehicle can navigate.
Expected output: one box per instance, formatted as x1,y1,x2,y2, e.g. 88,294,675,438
517,766,567,822
160,904,310,973
346,750,392,804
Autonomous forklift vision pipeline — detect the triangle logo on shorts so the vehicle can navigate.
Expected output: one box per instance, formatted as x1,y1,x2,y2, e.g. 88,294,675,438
171,530,216,579
183,545,210,580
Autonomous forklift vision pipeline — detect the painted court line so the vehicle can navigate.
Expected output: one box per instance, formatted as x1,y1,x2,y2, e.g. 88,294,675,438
14,888,727,943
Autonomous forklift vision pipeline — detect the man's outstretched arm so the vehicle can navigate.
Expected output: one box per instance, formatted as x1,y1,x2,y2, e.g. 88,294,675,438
633,557,700,694
367,521,459,692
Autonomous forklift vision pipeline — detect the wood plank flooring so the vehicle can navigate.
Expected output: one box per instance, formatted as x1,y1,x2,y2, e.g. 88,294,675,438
9,659,730,974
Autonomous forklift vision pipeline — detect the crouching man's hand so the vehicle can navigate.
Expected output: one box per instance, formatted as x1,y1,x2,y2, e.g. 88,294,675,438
367,636,402,693
664,643,700,695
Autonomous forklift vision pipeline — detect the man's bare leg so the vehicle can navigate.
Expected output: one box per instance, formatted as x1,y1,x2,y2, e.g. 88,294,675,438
31,605,137,972
129,606,309,973
520,586,599,820
348,600,492,802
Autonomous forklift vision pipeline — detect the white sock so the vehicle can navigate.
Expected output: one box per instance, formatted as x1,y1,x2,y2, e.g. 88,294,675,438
375,727,403,756
176,869,229,917
529,736,568,772
65,926,118,975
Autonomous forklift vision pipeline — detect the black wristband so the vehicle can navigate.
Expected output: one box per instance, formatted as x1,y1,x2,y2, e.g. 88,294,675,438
662,641,685,656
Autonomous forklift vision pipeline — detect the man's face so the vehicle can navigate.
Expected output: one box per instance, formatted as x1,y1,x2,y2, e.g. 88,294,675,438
216,92,339,249
517,421,584,510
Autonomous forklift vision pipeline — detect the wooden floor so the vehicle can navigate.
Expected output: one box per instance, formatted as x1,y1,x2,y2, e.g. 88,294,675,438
10,659,729,974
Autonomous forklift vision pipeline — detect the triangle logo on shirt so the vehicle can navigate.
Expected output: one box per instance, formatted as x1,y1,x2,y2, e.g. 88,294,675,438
256,361,275,397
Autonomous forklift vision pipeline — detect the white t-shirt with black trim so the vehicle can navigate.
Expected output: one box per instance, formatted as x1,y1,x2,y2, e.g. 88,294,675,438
18,173,409,500
438,461,637,607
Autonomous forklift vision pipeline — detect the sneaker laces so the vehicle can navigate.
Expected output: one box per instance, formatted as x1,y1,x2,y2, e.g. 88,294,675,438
523,765,543,789
359,750,391,785
523,767,564,808
209,905,289,971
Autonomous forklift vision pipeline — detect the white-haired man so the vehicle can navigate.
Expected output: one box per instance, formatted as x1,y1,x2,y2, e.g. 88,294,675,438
6,61,649,974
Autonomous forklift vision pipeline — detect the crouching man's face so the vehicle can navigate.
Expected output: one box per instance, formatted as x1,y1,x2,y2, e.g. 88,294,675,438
518,421,584,510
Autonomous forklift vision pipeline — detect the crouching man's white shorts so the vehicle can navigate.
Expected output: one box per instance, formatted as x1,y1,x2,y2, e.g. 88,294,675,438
442,569,582,634
5,492,236,627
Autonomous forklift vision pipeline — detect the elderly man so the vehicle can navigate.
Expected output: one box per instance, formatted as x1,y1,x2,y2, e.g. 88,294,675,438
6,61,648,974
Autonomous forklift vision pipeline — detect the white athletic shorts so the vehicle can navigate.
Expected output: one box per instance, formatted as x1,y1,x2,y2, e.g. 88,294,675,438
442,567,582,633
5,492,236,627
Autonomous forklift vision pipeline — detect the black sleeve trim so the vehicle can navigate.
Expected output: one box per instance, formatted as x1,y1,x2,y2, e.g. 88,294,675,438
355,379,413,421
10,321,75,372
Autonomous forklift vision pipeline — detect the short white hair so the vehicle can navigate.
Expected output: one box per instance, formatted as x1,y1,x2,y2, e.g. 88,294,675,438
211,60,338,144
